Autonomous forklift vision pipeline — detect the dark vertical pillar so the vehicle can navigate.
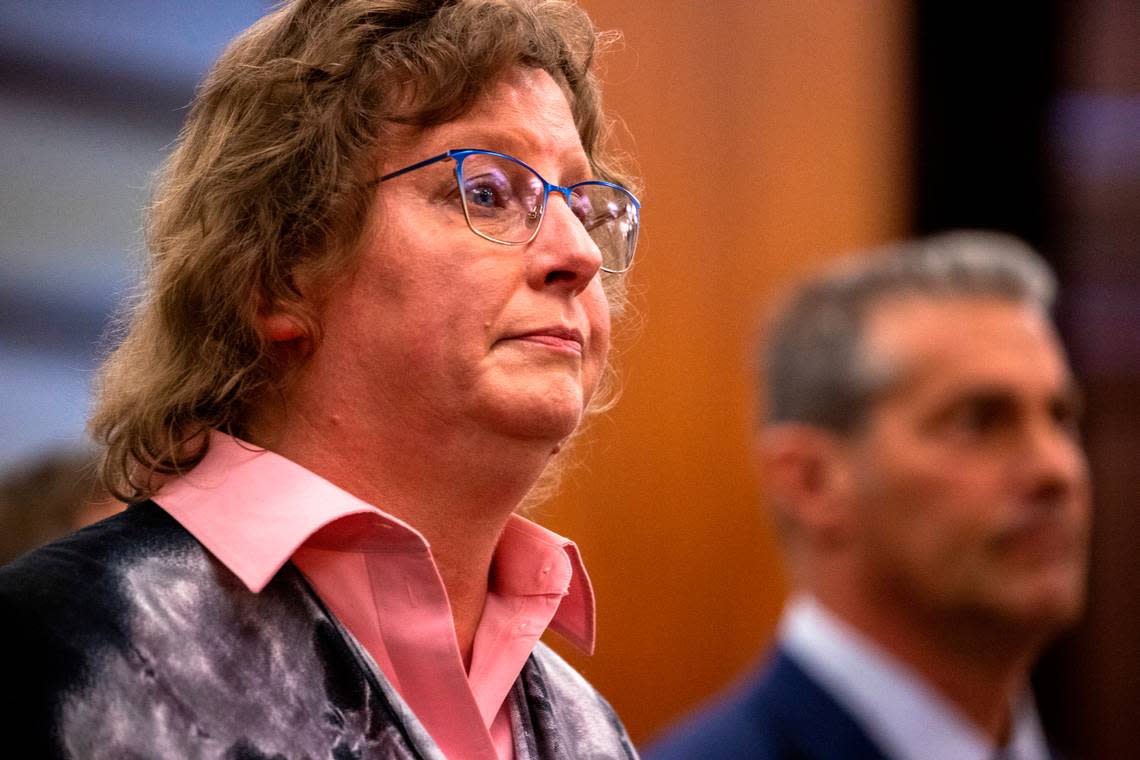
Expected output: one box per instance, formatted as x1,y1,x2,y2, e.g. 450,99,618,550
1046,2,1140,758
913,3,1059,254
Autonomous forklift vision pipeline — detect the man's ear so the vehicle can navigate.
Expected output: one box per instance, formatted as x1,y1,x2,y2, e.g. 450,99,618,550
757,423,854,541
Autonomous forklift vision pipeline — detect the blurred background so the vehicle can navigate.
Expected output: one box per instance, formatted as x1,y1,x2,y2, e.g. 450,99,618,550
1,1,1137,757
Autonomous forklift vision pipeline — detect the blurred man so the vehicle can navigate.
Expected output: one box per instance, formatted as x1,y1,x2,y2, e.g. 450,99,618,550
648,231,1090,760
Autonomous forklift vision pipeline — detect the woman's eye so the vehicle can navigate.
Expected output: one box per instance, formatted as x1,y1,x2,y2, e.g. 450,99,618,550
570,193,592,223
462,172,513,211
469,185,499,208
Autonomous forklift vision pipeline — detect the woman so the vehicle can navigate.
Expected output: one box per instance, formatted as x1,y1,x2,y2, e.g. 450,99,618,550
0,1,641,757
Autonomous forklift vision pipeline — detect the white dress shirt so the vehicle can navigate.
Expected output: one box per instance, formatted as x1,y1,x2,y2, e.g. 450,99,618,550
779,596,1051,760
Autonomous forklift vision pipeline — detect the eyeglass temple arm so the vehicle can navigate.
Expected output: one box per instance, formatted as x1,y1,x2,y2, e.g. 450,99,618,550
378,151,454,183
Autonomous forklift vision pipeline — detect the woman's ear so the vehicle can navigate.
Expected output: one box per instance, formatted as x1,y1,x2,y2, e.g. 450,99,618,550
256,265,319,344
257,309,308,343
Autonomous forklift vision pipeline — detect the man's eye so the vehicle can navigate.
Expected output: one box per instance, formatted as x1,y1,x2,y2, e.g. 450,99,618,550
954,398,1013,436
1051,398,1083,438
962,406,997,432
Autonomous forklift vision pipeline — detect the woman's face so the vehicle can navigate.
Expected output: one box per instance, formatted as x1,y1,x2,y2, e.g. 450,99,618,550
302,67,611,448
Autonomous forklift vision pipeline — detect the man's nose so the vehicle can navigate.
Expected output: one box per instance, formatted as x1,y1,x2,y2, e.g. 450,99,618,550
1022,416,1088,503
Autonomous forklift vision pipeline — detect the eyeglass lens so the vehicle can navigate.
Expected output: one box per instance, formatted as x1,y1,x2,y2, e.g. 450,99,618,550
457,152,638,272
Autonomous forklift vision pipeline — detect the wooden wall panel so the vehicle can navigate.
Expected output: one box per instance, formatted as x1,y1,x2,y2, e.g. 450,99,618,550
537,0,913,743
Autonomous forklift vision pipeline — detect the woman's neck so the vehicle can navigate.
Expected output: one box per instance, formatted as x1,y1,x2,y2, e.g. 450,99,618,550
247,400,560,666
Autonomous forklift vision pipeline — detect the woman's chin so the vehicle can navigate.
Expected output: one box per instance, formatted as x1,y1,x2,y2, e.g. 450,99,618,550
477,390,586,444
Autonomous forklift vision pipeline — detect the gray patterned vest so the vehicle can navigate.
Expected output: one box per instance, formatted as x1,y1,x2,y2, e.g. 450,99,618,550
0,502,638,759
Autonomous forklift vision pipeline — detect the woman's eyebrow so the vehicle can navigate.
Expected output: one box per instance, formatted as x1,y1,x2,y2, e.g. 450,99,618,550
435,128,591,178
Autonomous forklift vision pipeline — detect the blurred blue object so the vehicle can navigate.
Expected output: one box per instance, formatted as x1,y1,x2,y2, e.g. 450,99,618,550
0,2,269,469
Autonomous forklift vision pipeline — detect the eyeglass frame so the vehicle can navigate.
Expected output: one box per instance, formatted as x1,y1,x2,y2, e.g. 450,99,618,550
377,148,640,274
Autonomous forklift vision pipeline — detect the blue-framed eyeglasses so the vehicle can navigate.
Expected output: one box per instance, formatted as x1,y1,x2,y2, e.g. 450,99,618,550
379,148,640,274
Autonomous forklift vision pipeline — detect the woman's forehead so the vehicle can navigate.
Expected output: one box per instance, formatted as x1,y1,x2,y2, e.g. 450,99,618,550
383,68,589,176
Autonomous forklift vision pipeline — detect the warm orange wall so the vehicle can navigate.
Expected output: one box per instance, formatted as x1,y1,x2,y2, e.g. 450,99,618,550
539,0,912,744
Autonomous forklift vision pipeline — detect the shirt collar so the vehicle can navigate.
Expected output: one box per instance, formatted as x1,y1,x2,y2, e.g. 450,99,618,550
494,516,596,654
153,431,595,653
779,595,1051,760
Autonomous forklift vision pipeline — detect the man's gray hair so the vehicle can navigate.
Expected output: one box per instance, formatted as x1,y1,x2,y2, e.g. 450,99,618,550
762,230,1058,432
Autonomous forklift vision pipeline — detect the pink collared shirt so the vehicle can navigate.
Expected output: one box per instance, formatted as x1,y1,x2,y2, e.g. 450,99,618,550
154,432,596,760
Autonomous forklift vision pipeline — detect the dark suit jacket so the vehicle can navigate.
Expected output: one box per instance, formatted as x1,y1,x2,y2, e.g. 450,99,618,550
643,647,890,760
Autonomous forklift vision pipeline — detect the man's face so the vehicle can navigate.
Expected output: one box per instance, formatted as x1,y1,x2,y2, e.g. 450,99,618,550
302,67,611,447
839,296,1090,633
